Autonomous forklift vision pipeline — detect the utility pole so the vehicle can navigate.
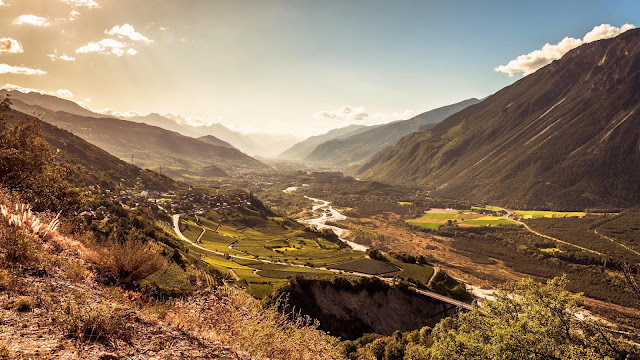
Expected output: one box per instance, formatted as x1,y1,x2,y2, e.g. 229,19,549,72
131,154,134,165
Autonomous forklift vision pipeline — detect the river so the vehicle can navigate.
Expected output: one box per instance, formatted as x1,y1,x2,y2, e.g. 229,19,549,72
298,195,369,252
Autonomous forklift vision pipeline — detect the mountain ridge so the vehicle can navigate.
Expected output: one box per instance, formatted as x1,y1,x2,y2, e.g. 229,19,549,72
359,29,640,209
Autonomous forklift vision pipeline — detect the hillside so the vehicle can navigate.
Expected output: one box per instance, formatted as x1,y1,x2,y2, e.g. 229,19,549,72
0,89,109,119
7,109,178,191
197,135,235,148
359,29,640,209
129,113,199,137
304,99,479,168
278,124,372,160
9,99,268,175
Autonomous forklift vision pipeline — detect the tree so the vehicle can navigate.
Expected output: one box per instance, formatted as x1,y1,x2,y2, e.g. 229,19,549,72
0,96,82,212
428,276,640,360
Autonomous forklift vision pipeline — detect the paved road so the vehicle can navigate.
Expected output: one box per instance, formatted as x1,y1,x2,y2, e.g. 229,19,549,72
172,214,473,310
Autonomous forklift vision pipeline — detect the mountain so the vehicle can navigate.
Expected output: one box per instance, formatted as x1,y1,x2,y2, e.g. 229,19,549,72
197,135,235,148
0,89,109,119
187,123,302,158
278,124,372,160
303,98,480,168
7,108,178,191
359,29,640,209
129,113,198,137
8,99,268,175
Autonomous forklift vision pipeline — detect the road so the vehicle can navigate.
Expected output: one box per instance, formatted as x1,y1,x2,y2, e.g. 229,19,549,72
593,229,640,256
497,207,604,256
171,214,473,311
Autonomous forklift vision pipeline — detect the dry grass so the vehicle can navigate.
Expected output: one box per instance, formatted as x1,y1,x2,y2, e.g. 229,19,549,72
0,193,345,359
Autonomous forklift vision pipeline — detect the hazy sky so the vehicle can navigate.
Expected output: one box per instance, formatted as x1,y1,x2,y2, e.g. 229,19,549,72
1,0,639,137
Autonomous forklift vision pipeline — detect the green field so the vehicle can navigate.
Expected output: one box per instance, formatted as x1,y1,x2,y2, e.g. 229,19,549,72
406,221,444,230
514,210,585,219
332,258,400,275
398,201,414,206
460,216,516,226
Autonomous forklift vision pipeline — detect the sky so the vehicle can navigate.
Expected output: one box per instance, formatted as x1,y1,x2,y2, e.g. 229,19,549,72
0,0,639,137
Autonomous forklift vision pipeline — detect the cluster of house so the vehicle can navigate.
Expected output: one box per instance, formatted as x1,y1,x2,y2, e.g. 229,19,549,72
151,191,252,214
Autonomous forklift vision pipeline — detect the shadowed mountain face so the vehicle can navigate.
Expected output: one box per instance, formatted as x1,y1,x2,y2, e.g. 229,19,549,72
302,99,480,169
8,99,267,175
359,29,640,209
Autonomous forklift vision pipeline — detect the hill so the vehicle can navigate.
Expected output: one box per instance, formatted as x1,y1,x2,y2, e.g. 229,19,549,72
197,135,235,148
278,124,372,161
359,29,640,209
0,89,109,119
7,108,178,191
303,99,479,168
8,99,268,175
129,113,199,137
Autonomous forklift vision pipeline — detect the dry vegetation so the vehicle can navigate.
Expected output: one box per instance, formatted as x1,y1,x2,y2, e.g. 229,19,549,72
0,193,343,359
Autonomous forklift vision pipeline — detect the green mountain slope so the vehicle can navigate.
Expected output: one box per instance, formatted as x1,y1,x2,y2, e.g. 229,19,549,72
9,99,267,175
278,124,372,161
359,29,640,209
7,109,178,191
304,98,479,168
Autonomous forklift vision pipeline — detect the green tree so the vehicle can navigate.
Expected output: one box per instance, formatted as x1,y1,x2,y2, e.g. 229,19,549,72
428,276,640,360
0,96,82,212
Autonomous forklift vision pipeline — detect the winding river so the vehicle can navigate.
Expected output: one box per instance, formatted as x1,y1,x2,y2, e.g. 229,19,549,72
283,188,368,251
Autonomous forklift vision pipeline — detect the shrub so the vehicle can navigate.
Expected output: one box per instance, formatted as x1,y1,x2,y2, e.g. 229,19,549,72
59,300,132,343
13,296,32,312
0,227,39,266
92,237,165,287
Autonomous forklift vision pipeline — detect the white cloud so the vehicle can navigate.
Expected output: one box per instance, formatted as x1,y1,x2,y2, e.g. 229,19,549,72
13,15,51,27
2,84,73,98
0,38,23,54
313,106,415,123
162,112,215,127
496,23,636,76
0,1,8,6
48,52,76,61
314,106,369,121
69,10,80,21
58,0,99,8
94,108,141,119
105,24,152,43
76,38,136,57
0,64,46,75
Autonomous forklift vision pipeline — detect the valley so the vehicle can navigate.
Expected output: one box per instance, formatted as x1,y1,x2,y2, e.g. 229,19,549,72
1,6,640,358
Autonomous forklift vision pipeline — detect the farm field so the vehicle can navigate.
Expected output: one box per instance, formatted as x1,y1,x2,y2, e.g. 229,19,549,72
406,208,516,229
514,210,585,219
179,209,436,298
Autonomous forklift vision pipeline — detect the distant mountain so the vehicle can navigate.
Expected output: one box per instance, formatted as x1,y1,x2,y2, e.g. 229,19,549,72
129,113,198,137
278,124,372,160
359,29,640,209
303,98,479,168
9,99,268,175
187,123,301,158
197,135,235,148
0,89,109,119
7,108,178,191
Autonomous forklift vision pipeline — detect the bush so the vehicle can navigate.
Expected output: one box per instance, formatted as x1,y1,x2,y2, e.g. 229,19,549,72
92,237,165,286
0,226,39,266
59,300,132,343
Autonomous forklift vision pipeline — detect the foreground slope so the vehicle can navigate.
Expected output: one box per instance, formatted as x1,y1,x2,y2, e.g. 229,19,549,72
304,99,479,168
9,100,267,175
360,29,640,209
